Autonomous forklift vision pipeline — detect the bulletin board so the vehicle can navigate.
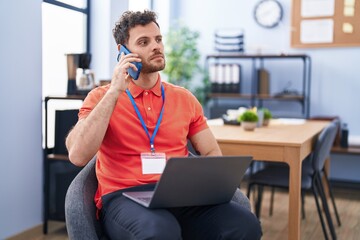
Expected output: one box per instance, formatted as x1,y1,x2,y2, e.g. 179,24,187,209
291,0,360,48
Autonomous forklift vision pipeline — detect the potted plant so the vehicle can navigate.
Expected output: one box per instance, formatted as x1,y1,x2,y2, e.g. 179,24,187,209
238,110,259,131
163,24,210,105
263,108,272,126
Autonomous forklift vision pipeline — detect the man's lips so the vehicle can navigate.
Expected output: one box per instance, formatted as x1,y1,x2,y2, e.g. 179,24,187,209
150,54,164,60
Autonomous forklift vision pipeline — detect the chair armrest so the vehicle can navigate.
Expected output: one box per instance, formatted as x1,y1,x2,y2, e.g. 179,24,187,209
232,188,251,211
65,157,104,240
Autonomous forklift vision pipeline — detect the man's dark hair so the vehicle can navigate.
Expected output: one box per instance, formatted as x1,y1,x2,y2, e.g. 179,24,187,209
112,10,159,45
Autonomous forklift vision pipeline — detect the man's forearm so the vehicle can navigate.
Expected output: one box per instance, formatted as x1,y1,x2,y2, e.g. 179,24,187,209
66,89,121,166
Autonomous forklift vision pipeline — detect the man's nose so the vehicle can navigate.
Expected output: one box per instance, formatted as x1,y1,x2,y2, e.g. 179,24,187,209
151,40,162,51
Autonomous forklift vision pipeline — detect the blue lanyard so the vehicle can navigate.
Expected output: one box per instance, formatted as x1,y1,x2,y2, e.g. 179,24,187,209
126,84,165,153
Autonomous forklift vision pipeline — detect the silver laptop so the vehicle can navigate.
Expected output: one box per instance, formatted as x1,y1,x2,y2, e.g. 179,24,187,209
122,156,252,208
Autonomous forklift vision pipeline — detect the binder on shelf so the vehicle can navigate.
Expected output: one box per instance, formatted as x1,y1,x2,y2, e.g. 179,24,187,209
205,54,311,118
257,68,270,95
209,64,241,93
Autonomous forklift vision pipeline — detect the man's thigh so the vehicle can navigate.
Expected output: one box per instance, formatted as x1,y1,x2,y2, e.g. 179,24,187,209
101,195,181,240
169,201,262,240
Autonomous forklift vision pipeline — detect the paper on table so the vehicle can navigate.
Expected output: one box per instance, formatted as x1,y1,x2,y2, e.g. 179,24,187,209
207,118,224,126
276,118,306,125
349,135,360,147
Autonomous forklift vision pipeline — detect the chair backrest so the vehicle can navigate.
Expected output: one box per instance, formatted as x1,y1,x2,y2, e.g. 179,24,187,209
54,109,79,154
65,157,107,240
312,120,339,172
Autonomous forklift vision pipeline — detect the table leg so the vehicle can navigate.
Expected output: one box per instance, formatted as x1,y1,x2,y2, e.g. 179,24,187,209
286,149,302,240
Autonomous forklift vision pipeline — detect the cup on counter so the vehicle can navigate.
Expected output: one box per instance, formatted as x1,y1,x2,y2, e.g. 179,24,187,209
257,109,264,127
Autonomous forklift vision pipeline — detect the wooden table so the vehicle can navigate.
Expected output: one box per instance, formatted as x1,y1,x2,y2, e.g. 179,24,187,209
208,119,330,240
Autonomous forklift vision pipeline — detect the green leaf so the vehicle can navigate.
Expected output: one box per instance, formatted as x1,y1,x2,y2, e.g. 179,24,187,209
163,24,210,105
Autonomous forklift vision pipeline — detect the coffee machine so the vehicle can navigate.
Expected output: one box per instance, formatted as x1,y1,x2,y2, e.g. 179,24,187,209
66,53,94,95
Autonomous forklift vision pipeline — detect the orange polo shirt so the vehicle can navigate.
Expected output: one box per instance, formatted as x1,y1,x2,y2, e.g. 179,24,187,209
78,75,208,209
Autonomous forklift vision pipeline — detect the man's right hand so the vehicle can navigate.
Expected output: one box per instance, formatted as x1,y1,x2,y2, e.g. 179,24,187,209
110,52,142,94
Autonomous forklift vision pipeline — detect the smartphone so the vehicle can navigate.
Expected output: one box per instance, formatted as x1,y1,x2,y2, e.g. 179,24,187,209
117,45,142,80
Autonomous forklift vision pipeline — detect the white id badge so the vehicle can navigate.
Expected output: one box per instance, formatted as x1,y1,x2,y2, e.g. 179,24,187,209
141,152,166,174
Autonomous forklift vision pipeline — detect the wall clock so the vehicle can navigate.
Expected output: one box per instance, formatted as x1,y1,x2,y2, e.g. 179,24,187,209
254,0,283,28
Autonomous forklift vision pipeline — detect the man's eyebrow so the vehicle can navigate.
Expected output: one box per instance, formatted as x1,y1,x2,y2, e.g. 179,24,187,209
135,36,149,42
136,34,162,40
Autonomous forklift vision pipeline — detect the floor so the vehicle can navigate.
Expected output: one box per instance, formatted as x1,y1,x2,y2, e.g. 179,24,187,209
8,186,360,240
254,186,360,240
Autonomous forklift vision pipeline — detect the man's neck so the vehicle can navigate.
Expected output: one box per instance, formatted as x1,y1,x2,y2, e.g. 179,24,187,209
133,72,159,90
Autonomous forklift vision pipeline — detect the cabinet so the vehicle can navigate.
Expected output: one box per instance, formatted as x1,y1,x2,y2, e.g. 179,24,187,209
205,53,311,118
43,96,85,233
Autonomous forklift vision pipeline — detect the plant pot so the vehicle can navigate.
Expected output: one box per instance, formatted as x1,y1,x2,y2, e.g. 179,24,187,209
263,119,270,126
242,121,257,131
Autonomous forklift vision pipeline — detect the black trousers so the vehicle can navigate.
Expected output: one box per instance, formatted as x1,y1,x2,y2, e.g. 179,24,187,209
101,185,262,240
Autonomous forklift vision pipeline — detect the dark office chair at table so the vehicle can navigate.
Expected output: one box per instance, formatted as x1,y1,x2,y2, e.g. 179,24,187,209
65,149,253,239
259,116,342,220
246,120,341,240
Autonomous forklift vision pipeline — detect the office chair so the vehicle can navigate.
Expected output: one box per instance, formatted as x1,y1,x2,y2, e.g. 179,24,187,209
65,157,107,240
266,116,342,219
65,150,253,239
246,120,341,240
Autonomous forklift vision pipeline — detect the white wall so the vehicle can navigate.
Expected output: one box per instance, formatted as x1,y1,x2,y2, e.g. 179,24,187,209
171,0,360,136
90,0,129,82
89,0,360,134
172,0,360,182
0,0,43,238
90,0,113,82
93,0,360,136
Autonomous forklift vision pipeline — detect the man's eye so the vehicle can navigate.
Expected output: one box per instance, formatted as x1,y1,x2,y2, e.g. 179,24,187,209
139,41,147,45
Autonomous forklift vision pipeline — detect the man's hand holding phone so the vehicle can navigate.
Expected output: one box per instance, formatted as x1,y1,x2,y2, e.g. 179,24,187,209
117,45,142,80
110,45,142,94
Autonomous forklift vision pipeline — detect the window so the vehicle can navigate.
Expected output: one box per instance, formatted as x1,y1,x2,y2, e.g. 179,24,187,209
42,0,89,148
42,0,89,96
53,0,87,9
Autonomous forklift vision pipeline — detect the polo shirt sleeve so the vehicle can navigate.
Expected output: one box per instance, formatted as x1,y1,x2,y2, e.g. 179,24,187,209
78,87,107,120
188,92,209,137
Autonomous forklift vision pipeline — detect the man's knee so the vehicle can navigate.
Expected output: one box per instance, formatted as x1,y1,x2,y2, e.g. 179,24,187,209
235,208,262,240
218,204,262,240
143,217,182,240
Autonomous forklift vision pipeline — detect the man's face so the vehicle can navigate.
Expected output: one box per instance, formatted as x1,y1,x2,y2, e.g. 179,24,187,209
127,22,165,73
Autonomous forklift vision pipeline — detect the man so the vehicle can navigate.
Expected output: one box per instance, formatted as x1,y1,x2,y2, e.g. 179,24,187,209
66,10,261,240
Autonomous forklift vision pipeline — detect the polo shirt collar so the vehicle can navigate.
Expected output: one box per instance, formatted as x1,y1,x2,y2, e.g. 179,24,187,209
127,74,162,98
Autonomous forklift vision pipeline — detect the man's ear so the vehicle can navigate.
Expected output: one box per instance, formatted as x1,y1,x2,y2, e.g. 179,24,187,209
117,44,122,51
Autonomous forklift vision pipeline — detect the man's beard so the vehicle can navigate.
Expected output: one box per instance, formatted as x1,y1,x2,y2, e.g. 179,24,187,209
141,61,166,73
140,51,166,73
